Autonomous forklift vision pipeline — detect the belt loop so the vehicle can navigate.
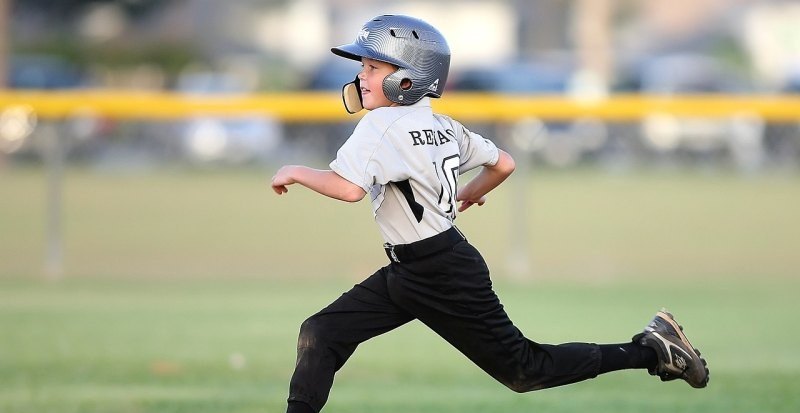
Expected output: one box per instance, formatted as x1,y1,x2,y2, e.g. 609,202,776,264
383,243,400,263
453,225,466,241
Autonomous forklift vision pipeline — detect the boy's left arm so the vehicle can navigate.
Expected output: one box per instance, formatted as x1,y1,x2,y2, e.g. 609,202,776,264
271,165,366,202
456,149,515,212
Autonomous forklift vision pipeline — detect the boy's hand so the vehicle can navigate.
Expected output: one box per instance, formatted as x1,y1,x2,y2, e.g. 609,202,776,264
456,195,486,212
271,166,296,195
454,149,514,213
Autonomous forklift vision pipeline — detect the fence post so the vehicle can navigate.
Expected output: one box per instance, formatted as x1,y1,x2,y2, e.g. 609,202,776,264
506,117,547,280
43,122,64,280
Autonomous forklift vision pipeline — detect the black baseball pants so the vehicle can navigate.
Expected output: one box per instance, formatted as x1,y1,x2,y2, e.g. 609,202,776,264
286,240,601,412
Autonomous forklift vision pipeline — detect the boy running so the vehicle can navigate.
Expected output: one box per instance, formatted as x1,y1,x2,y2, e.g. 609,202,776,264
271,15,709,413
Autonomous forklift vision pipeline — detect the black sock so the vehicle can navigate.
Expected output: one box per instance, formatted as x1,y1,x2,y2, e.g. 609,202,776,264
287,401,315,413
598,342,658,374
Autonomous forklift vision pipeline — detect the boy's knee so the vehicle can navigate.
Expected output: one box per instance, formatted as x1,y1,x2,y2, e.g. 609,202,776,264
501,378,535,393
498,371,584,393
496,371,547,393
297,317,323,349
295,316,352,372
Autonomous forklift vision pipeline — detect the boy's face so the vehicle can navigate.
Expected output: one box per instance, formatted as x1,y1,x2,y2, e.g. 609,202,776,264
359,57,399,110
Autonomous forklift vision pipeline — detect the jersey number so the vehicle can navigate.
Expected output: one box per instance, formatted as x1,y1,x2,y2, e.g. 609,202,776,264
435,155,460,219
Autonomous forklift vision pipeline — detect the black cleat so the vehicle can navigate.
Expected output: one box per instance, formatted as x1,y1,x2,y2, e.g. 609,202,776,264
633,309,709,388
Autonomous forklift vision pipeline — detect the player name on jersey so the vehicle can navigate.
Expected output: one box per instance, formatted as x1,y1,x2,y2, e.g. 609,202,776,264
409,128,456,146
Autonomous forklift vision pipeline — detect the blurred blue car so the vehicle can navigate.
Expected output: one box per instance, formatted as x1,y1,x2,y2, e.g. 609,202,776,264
9,55,85,89
447,60,573,94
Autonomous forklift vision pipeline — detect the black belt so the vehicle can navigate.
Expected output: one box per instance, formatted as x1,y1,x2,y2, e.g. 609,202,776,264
383,226,466,263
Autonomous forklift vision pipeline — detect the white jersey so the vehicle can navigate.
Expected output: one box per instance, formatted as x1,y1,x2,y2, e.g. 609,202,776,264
330,97,499,245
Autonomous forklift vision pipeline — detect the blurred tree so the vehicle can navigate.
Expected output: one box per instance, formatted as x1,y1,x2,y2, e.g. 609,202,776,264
0,0,8,88
10,0,197,88
13,0,163,19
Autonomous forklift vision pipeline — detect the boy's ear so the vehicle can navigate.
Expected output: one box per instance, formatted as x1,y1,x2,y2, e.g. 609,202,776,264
342,76,364,114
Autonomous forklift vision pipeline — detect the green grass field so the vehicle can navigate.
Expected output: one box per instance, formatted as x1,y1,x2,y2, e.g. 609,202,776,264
1,166,799,413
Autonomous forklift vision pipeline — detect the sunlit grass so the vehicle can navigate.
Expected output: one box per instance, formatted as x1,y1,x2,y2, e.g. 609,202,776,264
1,277,798,413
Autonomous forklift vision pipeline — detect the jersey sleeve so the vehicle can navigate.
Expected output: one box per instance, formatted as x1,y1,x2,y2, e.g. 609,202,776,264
456,123,500,174
329,111,408,192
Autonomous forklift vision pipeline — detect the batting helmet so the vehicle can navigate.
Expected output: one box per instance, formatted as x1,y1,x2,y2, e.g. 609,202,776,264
332,15,451,110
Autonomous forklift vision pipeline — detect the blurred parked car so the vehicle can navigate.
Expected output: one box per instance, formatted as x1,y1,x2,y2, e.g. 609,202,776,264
176,71,282,164
303,58,361,91
448,60,573,94
294,59,363,158
447,59,610,167
759,71,800,168
628,53,765,171
2,55,115,161
9,55,85,89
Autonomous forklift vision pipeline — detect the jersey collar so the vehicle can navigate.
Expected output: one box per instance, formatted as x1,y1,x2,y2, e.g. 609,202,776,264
410,97,432,108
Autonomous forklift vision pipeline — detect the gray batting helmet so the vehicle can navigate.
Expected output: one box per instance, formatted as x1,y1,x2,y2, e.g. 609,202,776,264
332,15,451,108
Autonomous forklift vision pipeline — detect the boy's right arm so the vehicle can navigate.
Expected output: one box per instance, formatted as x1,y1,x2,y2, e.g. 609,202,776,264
271,165,366,202
456,149,515,212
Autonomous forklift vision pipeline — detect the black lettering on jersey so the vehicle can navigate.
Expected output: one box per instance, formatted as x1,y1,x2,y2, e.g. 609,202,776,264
409,130,424,146
437,130,451,144
392,180,424,223
409,128,455,146
424,129,435,145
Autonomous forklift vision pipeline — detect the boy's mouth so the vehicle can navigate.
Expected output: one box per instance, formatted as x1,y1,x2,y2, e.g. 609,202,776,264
360,87,370,95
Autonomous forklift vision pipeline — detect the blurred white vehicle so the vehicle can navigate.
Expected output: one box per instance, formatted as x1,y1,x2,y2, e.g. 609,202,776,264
635,54,765,171
177,71,282,164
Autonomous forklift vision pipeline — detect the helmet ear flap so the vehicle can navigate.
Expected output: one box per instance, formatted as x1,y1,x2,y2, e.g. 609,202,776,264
342,76,363,114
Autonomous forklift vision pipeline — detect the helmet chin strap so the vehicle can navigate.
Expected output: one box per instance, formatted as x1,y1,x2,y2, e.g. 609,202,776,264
342,76,364,114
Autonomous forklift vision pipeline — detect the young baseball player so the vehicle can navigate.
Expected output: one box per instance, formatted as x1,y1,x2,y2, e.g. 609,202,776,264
271,15,709,413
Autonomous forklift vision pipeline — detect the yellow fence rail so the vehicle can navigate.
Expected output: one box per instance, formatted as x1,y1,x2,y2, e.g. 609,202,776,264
2,90,800,122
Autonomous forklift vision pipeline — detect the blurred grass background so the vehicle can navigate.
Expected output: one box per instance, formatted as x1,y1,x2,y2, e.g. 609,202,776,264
4,1,800,412
1,166,799,413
